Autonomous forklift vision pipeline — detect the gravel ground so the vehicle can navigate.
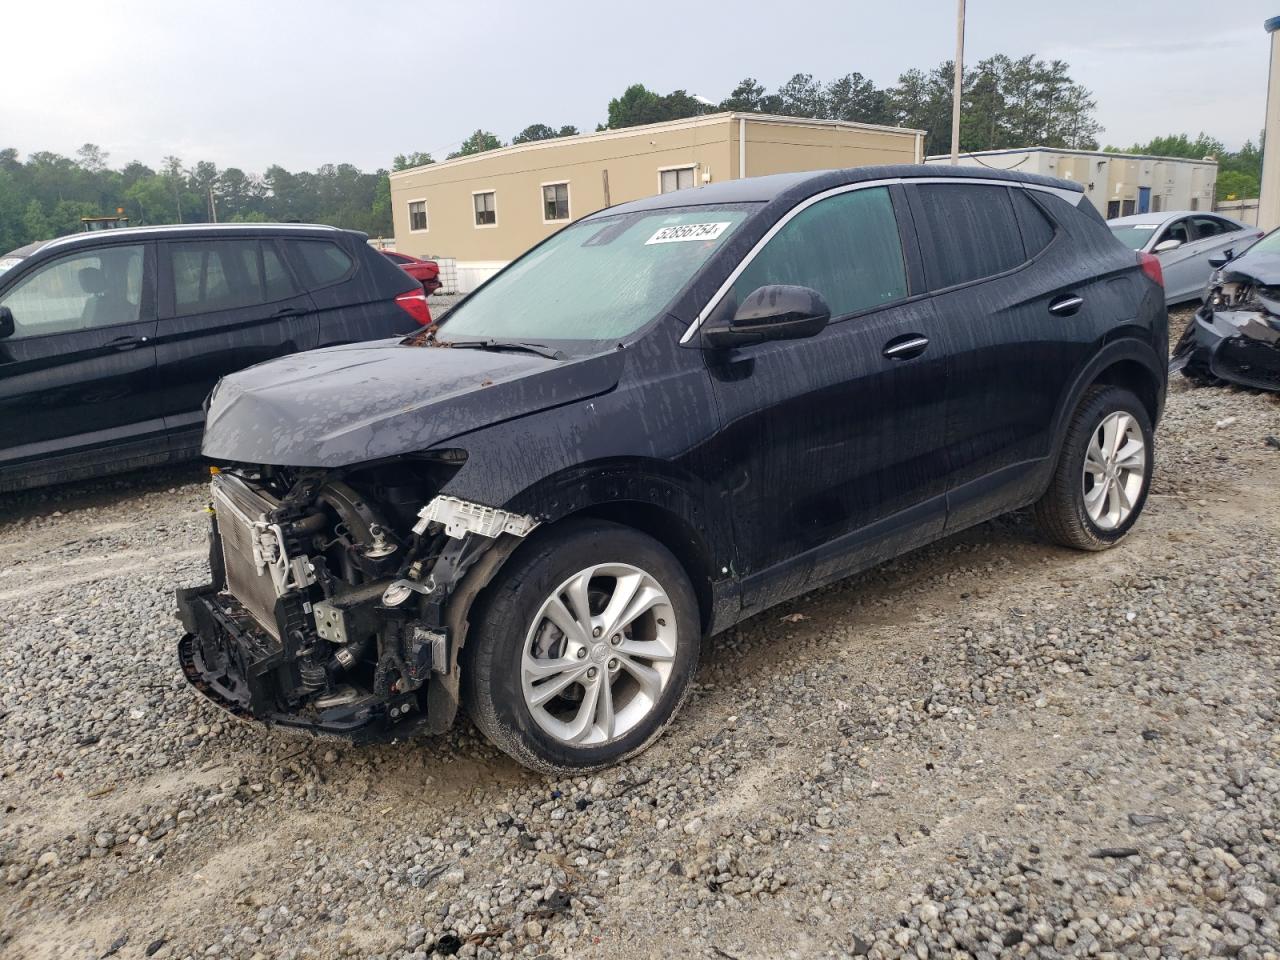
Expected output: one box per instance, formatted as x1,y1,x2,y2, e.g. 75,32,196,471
1,306,1278,960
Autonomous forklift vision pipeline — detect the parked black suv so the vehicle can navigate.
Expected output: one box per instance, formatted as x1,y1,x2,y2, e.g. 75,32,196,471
0,224,430,492
176,166,1167,773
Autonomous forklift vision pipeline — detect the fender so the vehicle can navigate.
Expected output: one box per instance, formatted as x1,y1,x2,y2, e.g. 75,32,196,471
500,458,734,629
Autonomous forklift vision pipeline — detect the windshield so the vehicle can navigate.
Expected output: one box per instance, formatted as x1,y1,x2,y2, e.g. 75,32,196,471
438,204,755,345
1243,228,1280,256
1108,223,1159,250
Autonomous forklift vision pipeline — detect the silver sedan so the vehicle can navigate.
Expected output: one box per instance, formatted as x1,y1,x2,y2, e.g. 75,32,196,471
1108,211,1262,304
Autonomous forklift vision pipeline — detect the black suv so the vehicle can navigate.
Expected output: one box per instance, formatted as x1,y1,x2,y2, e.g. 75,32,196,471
176,165,1167,773
0,224,429,492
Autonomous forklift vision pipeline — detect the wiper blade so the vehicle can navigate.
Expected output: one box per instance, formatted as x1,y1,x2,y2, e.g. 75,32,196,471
444,339,566,360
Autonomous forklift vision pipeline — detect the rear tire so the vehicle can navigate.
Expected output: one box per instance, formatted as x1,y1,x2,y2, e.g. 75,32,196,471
462,520,700,774
1034,385,1154,551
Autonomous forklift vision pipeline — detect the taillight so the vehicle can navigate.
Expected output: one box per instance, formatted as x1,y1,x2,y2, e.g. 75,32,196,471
395,288,433,325
1138,252,1164,288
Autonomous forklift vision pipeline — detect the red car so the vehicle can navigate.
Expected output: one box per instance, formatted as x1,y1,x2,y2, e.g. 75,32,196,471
382,251,441,294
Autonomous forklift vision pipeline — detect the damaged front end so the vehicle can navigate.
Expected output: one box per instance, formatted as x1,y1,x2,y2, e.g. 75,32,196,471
1173,269,1280,391
176,461,535,739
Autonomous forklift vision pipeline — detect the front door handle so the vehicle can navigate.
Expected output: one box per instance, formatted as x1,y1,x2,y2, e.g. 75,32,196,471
108,335,148,351
1048,294,1084,316
883,334,929,360
272,306,304,318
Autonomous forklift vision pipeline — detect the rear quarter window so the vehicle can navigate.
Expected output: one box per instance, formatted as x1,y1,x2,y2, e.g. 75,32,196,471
286,239,355,288
912,183,1025,290
1011,189,1056,259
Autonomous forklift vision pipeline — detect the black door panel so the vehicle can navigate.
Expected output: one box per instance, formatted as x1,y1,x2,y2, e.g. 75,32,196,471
705,297,950,605
698,184,951,611
910,184,1143,532
0,241,160,473
155,238,318,426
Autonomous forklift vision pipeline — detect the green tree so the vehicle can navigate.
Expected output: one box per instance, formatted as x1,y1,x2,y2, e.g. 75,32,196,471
824,72,891,124
606,84,712,128
22,199,51,241
447,130,503,159
76,143,109,173
607,84,665,128
775,73,826,117
719,77,774,113
392,151,434,171
513,124,556,144
512,124,579,144
0,168,25,250
370,174,392,235
50,200,101,236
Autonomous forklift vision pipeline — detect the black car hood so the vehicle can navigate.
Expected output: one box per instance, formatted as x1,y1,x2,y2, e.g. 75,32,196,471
1222,249,1280,286
201,338,624,467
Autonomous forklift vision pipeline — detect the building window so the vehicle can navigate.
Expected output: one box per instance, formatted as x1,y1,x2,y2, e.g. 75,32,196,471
1190,197,1201,211
542,182,570,222
660,166,697,194
473,191,496,227
408,200,428,232
1121,199,1136,216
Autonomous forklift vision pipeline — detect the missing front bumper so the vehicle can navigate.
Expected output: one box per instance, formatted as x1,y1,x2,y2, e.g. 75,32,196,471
176,586,424,741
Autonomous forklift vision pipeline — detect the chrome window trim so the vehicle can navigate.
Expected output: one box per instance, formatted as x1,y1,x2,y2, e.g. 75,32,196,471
679,176,1083,344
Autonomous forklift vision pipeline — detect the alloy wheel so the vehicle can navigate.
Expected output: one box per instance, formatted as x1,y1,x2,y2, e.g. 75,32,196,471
1082,411,1147,531
520,563,677,746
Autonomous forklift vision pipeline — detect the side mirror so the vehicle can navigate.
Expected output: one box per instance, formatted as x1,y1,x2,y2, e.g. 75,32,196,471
0,306,13,340
1208,249,1234,269
702,284,830,349
1152,239,1182,254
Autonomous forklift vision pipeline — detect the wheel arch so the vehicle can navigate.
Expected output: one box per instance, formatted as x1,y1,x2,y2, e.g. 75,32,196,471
1037,337,1166,503
1052,339,1165,447
565,500,716,634
1089,356,1162,427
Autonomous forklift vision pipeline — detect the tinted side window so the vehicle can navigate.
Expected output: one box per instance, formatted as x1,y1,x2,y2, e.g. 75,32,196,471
1011,189,1056,258
262,243,295,301
0,244,144,338
171,239,296,317
1190,216,1234,240
913,184,1024,290
287,240,354,287
731,186,907,319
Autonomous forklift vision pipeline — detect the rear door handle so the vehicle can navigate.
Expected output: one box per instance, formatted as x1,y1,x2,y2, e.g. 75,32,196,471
883,334,929,360
1048,295,1084,316
108,335,148,350
272,306,305,318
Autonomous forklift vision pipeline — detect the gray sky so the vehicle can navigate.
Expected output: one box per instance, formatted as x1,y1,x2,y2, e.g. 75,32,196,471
4,0,1274,173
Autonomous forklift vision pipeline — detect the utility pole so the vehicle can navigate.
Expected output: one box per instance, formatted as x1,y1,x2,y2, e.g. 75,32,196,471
208,186,218,223
950,0,966,165
1259,16,1280,229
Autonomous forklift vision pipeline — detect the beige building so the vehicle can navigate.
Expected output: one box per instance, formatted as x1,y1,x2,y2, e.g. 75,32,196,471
926,147,1218,220
391,112,924,291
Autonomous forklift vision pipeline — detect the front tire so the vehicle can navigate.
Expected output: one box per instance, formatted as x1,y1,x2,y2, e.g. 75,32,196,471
462,520,700,774
1034,385,1154,551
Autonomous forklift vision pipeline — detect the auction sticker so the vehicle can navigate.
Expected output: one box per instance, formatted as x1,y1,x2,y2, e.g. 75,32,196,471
645,222,731,245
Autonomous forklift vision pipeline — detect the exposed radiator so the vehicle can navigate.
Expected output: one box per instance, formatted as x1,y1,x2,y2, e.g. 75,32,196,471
211,474,284,640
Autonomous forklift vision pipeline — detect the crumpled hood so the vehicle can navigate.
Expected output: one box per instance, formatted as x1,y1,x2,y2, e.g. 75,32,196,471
202,338,623,467
1222,249,1280,287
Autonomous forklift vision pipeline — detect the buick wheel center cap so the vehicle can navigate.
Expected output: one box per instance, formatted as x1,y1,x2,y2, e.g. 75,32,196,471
589,643,609,664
